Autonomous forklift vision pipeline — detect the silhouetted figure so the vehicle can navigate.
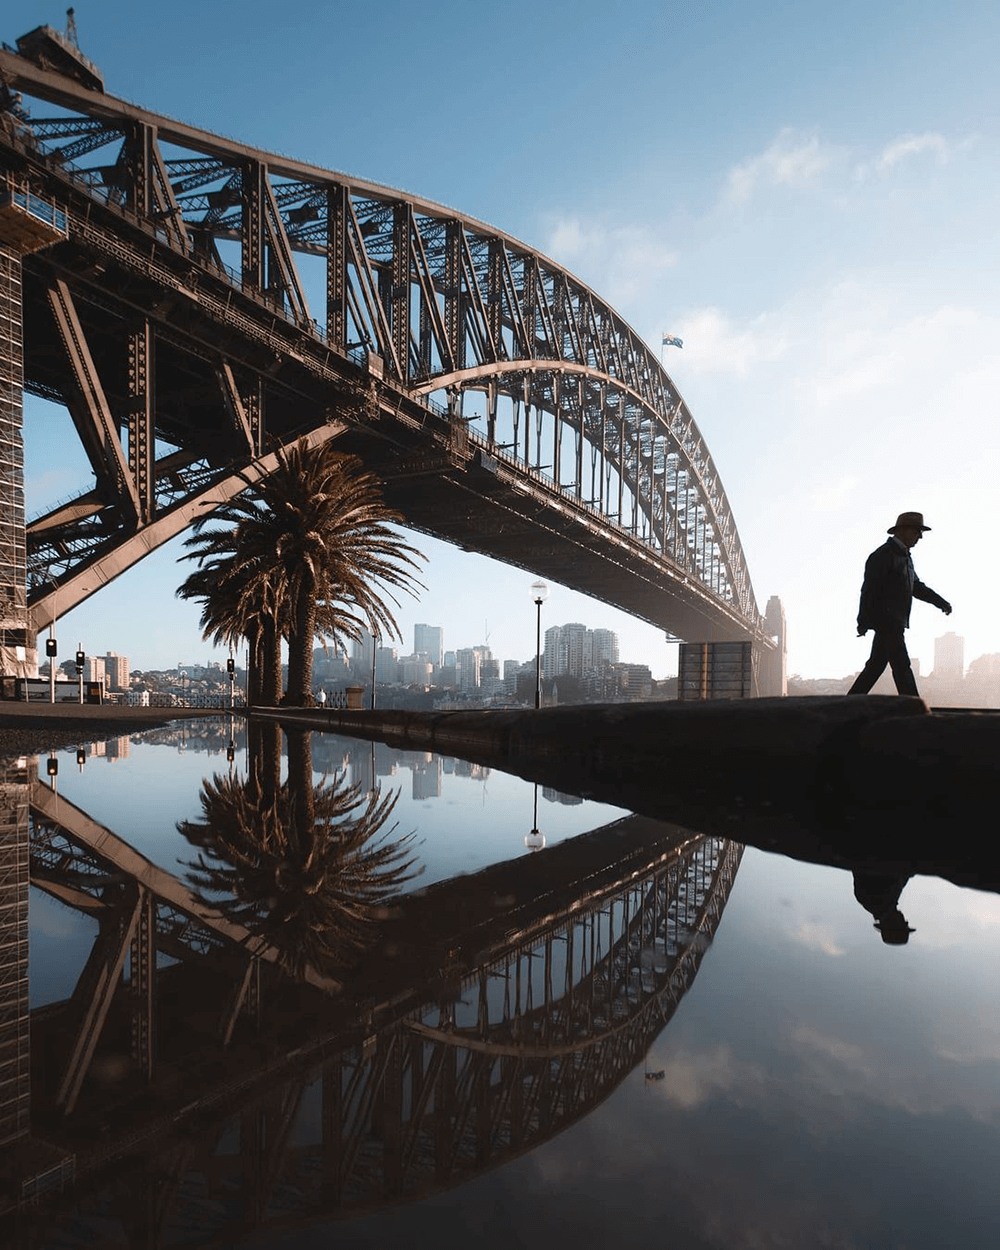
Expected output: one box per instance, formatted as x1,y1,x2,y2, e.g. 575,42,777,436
847,511,952,696
853,871,915,944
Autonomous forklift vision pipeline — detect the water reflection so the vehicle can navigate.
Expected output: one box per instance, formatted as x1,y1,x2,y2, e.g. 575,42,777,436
3,730,740,1240
853,870,915,944
1,735,738,1242
178,725,419,978
8,722,998,1246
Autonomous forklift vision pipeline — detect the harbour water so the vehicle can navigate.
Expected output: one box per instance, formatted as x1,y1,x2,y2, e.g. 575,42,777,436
4,718,999,1247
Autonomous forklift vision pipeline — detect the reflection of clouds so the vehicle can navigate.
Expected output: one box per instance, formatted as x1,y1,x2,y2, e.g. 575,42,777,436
791,1024,864,1068
788,919,845,957
892,878,1000,951
652,1046,747,1110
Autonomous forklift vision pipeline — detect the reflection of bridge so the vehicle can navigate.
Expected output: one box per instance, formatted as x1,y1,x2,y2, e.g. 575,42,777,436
0,29,771,670
1,756,741,1241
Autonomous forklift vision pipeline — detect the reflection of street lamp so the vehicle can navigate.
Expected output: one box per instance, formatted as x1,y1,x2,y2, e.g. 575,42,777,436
524,782,545,850
530,580,548,709
371,631,378,711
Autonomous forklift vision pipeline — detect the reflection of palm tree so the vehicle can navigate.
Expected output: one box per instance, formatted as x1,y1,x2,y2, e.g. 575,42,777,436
179,730,420,977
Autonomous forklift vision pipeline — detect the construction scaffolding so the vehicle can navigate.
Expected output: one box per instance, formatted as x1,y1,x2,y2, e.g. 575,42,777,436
0,175,68,681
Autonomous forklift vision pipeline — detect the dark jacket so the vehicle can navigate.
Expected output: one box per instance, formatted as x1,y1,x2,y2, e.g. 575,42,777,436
856,538,949,633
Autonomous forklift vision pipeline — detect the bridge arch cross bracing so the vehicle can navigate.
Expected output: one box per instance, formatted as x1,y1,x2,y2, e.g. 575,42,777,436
0,46,762,641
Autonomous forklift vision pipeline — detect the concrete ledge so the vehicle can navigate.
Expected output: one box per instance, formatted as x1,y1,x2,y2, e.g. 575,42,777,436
253,698,1000,890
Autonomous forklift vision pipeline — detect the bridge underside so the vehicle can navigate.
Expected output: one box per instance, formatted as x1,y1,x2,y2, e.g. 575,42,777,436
0,41,766,658
17,236,749,643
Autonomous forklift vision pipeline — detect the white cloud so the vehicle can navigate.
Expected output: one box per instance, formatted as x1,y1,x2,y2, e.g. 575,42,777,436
726,129,837,205
541,216,677,307
669,306,790,377
854,131,970,180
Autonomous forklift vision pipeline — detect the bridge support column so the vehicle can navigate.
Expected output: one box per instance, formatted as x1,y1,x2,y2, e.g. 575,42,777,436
678,641,754,700
759,595,787,697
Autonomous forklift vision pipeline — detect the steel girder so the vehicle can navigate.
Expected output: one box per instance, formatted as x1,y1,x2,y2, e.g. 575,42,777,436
0,47,764,642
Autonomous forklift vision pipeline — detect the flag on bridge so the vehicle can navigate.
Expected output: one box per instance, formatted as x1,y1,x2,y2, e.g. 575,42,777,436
662,334,683,348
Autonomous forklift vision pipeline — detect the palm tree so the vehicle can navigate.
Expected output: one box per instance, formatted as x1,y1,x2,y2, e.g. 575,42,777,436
177,439,424,706
263,439,424,705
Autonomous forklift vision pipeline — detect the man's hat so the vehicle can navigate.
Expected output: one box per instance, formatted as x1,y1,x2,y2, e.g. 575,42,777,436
874,911,916,945
888,511,931,534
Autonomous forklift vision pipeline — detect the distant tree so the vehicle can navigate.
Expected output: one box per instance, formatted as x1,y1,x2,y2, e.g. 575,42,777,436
177,439,425,705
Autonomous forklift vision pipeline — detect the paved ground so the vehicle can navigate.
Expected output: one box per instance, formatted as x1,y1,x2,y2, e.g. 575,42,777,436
0,701,229,754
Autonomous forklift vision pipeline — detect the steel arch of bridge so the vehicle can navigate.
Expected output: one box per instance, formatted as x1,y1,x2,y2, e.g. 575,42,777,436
0,46,762,641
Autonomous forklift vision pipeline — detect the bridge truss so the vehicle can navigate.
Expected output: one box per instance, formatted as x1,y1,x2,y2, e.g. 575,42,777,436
0,41,767,649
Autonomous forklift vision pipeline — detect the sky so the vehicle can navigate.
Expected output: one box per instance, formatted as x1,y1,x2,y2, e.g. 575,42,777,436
14,0,1000,679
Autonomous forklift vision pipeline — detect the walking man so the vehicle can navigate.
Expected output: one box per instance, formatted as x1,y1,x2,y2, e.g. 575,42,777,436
847,511,952,696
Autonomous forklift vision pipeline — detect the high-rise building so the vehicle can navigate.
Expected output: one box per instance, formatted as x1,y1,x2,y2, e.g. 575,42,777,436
374,646,399,684
414,624,444,667
401,655,433,685
85,655,106,687
934,632,964,680
352,627,375,674
104,651,129,691
455,647,481,691
543,623,619,679
591,628,619,666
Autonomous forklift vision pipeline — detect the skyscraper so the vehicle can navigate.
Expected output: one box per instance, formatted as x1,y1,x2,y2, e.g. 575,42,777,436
352,627,375,674
414,623,443,667
104,651,129,691
543,623,619,679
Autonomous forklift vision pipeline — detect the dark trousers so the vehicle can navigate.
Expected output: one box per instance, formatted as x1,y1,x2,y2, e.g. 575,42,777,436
847,628,919,696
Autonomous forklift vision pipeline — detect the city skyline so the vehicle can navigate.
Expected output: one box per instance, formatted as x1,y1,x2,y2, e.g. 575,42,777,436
14,0,1000,682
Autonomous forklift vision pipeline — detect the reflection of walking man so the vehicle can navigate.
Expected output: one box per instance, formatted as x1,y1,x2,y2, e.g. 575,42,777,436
847,512,952,697
852,871,915,944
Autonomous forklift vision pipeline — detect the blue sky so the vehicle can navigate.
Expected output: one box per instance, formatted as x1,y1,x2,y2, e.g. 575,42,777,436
16,0,1000,678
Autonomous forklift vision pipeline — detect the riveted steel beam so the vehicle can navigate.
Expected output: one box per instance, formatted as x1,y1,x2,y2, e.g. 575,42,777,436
46,279,141,521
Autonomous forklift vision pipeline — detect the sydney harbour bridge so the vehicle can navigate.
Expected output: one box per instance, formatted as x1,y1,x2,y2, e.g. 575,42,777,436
0,745,743,1242
0,24,781,687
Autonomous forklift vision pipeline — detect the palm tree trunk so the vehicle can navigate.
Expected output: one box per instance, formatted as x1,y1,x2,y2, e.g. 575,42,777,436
261,616,282,706
286,580,317,706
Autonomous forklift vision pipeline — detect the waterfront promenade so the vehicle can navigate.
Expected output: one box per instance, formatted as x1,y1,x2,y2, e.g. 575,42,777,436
4,694,996,890
0,701,222,754
258,696,1000,892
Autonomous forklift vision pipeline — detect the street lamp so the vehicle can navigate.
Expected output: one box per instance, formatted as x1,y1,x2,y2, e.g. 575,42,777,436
530,580,548,709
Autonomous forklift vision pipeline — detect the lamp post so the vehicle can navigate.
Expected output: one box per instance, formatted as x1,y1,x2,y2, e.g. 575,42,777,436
530,580,548,709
